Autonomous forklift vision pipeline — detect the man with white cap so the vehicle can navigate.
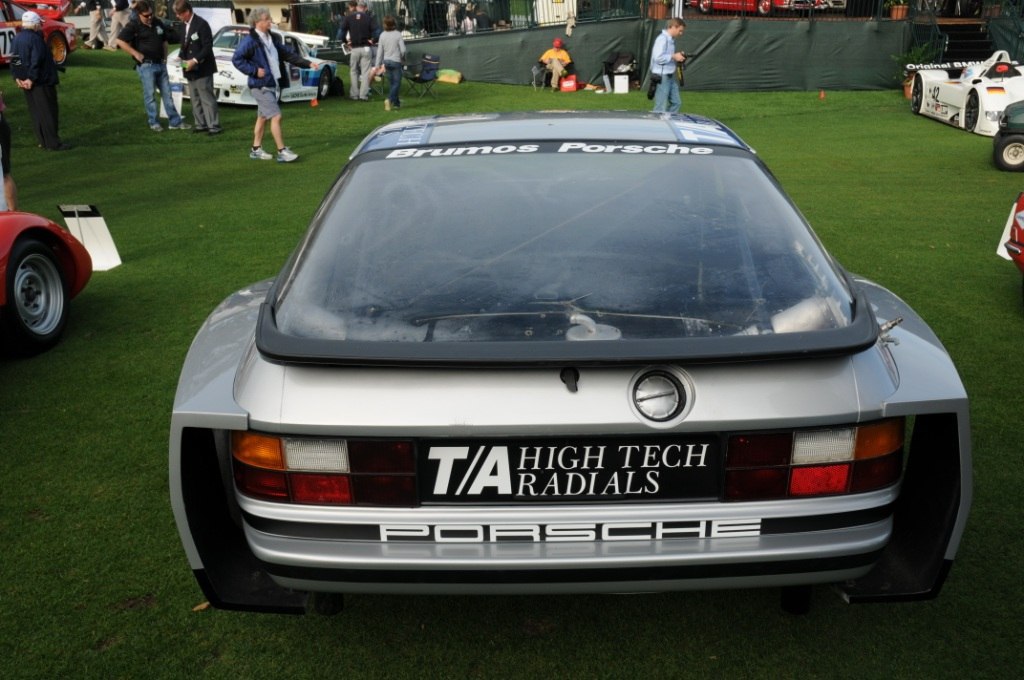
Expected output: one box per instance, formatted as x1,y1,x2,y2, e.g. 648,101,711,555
10,11,69,151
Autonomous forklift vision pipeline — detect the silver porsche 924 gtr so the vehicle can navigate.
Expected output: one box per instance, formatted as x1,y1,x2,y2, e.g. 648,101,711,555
169,111,971,615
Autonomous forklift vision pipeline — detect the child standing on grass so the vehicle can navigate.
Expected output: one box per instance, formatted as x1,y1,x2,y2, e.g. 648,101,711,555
373,16,406,112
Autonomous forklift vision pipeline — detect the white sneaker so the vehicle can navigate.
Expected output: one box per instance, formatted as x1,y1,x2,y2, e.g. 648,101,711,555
276,147,298,163
150,124,163,132
249,147,273,160
169,122,192,130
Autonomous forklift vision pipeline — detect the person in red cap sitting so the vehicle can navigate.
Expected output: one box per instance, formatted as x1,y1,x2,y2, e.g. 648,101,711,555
538,38,573,91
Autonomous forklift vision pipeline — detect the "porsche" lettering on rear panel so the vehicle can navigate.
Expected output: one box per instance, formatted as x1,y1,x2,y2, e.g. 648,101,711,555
379,519,762,542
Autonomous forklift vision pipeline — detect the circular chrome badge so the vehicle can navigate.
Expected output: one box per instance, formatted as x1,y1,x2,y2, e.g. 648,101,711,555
632,370,685,422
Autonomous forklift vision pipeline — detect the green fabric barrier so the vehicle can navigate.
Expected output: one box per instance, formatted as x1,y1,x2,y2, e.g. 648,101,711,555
342,19,909,91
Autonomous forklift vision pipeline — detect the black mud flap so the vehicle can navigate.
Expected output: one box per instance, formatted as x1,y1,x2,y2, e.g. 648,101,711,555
841,413,966,602
180,428,308,614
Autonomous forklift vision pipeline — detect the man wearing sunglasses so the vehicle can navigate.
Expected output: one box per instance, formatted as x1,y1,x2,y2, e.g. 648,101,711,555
116,0,190,132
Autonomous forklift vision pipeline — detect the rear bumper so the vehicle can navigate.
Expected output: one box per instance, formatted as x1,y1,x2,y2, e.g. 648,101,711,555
237,490,895,595
245,517,890,595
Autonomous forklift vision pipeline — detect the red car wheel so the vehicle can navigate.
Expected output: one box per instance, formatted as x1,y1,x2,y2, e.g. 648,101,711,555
2,239,69,354
48,33,69,67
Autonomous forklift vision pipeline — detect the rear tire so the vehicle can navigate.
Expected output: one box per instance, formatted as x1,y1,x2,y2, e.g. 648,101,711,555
308,592,344,616
964,90,980,132
911,74,923,114
2,239,68,354
994,134,1024,171
780,585,812,615
317,70,331,100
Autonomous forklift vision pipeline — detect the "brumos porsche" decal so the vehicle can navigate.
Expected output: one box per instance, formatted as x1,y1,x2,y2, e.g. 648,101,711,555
379,519,762,542
385,142,715,159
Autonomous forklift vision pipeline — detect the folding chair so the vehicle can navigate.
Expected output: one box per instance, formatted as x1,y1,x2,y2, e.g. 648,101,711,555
531,63,546,90
531,61,576,91
405,54,440,98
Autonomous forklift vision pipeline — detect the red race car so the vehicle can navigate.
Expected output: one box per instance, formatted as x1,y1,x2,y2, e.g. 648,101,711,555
999,192,1024,304
690,0,846,15
1,0,78,66
1,212,91,354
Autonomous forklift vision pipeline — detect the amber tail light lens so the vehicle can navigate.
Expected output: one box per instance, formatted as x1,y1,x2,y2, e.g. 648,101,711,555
232,432,416,506
725,419,904,501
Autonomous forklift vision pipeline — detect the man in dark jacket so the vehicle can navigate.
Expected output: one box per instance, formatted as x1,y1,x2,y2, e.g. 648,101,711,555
231,7,316,163
338,1,378,101
174,0,220,135
11,12,68,151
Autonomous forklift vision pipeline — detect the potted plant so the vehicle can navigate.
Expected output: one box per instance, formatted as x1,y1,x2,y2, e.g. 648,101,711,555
885,0,909,20
648,0,672,20
892,43,938,98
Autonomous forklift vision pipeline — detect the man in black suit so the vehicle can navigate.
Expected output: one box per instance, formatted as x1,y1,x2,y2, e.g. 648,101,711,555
174,0,220,135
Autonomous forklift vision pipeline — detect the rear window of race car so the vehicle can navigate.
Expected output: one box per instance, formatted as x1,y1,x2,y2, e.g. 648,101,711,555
267,143,859,358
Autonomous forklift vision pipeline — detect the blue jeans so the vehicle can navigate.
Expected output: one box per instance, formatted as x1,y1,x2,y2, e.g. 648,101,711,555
385,60,402,107
137,62,182,126
652,73,681,114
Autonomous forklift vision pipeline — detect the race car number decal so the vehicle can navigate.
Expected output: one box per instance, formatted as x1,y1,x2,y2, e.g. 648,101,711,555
0,28,16,59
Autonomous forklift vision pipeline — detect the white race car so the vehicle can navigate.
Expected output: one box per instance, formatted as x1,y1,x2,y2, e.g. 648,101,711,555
909,50,1024,137
168,24,341,106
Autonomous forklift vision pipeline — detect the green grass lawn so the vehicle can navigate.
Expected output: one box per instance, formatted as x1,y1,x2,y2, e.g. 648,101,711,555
1,50,1022,677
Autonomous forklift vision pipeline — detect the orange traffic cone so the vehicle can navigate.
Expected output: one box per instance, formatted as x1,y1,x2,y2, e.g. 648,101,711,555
818,89,826,101
310,98,319,107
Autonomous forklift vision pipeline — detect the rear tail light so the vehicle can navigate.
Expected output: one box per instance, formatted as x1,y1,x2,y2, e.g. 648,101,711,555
725,418,904,501
232,432,416,506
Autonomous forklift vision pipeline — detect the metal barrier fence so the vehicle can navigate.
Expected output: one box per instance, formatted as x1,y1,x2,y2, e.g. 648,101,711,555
290,0,908,42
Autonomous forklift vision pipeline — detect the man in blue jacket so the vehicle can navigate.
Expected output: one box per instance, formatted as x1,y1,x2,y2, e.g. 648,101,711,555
11,11,68,151
232,7,317,163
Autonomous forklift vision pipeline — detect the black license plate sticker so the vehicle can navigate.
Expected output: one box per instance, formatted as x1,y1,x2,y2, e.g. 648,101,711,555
420,439,719,503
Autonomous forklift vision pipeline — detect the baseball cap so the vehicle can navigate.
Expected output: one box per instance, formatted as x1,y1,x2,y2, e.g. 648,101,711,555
553,38,563,48
21,11,42,25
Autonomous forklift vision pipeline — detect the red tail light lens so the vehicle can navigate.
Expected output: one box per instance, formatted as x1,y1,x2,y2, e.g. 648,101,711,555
233,464,289,501
353,475,417,505
232,433,416,506
349,441,415,473
725,419,904,501
724,468,788,501
290,473,353,505
726,433,792,467
789,464,850,496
